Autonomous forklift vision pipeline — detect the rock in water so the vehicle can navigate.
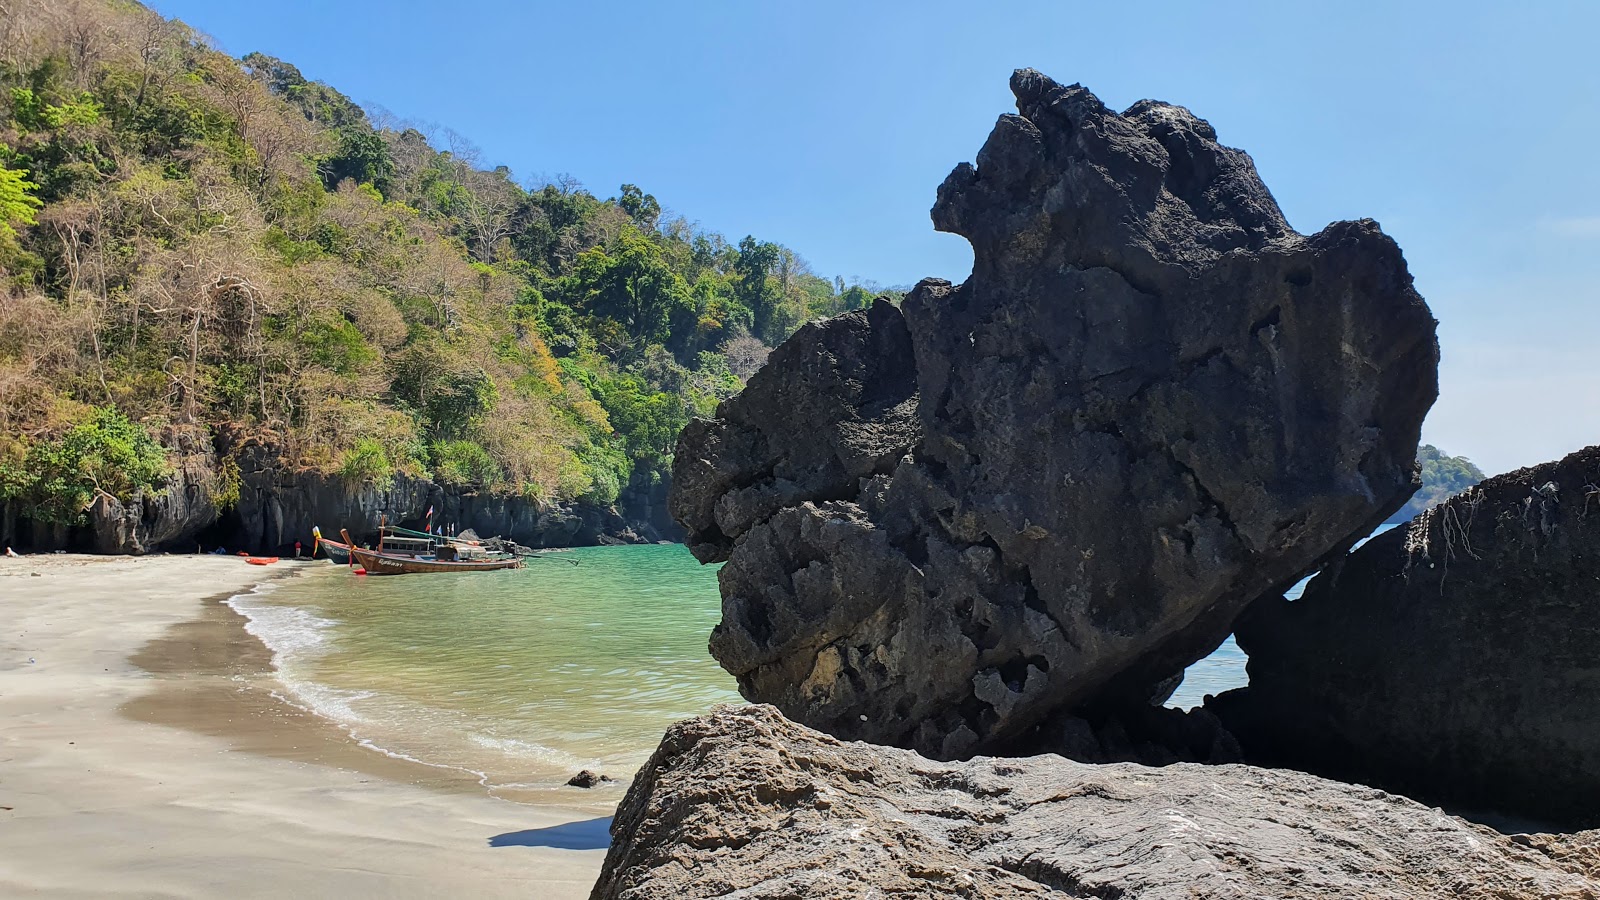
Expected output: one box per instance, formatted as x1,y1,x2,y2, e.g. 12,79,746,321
567,769,615,789
670,70,1439,759
1212,445,1600,830
589,706,1599,900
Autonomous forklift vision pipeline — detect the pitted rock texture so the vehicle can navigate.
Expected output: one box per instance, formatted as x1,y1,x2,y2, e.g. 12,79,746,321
589,706,1600,900
1212,444,1600,831
670,70,1438,760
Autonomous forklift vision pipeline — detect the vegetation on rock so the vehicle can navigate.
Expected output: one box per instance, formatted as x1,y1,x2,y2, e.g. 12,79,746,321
1391,444,1486,522
0,0,893,529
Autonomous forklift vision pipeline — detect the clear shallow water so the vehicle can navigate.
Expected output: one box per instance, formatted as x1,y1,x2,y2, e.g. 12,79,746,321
229,526,1400,786
229,544,739,791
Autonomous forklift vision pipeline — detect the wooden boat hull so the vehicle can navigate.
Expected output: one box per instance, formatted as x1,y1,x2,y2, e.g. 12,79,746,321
344,541,523,575
317,537,352,564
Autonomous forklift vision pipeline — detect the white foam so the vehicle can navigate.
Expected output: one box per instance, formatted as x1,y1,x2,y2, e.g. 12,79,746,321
227,584,337,662
227,583,374,728
467,731,590,770
224,575,657,791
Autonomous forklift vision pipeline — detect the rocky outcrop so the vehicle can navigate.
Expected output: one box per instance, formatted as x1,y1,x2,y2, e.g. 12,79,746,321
1211,444,1600,830
86,427,221,555
221,437,651,554
670,70,1438,759
591,705,1600,900
4,426,662,555
618,468,683,544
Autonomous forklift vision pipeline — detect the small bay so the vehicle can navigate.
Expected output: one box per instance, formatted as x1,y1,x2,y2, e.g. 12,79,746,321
230,527,1401,787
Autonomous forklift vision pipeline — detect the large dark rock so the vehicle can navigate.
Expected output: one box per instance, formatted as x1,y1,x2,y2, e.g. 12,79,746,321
1212,445,1600,830
590,705,1600,900
670,70,1438,759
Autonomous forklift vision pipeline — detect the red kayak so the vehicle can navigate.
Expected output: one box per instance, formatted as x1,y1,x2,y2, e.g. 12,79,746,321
246,556,280,566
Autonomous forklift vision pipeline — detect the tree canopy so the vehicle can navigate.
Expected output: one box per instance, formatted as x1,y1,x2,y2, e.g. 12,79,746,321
0,0,897,524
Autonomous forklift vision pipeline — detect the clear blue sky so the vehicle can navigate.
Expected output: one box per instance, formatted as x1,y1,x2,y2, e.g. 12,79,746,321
153,0,1600,476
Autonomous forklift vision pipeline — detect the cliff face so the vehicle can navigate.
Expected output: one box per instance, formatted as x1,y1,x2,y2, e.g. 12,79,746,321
590,705,1600,900
669,69,1439,760
1212,444,1600,830
1,432,673,555
86,428,224,555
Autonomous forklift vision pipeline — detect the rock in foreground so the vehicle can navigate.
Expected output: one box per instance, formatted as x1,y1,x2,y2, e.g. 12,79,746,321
1213,445,1600,830
591,706,1599,900
671,69,1438,759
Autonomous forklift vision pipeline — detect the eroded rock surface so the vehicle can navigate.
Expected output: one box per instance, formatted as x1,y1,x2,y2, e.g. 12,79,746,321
1212,445,1600,830
671,70,1438,759
88,428,222,555
590,705,1600,900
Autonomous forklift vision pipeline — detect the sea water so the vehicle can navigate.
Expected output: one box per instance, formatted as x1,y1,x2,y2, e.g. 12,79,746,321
229,528,1396,785
229,544,740,791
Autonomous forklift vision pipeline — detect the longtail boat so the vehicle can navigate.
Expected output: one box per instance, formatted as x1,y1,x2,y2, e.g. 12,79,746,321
312,526,351,564
339,529,523,575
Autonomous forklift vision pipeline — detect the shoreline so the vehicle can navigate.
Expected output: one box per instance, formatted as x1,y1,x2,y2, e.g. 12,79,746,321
0,554,608,898
123,571,489,797
129,563,625,811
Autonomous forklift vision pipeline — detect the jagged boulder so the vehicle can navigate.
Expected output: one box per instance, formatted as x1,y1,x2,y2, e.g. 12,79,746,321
590,705,1600,900
1212,445,1600,830
670,69,1438,759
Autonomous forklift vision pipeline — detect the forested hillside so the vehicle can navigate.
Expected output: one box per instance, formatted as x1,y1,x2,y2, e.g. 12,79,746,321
0,0,892,541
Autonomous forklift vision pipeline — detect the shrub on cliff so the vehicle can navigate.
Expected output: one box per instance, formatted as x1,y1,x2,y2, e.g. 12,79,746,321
0,405,170,524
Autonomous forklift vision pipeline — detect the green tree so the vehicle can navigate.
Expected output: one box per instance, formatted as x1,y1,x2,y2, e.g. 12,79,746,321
566,226,691,351
839,284,874,311
0,165,42,243
616,183,661,230
0,407,170,524
320,126,394,192
593,372,689,465
424,368,498,440
1392,444,1487,521
735,235,781,343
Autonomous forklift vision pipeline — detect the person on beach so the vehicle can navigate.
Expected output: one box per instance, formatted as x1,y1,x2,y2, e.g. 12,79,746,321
4,546,17,557
295,540,303,559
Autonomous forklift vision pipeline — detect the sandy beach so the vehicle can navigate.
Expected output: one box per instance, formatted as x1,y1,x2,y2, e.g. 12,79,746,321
0,554,608,899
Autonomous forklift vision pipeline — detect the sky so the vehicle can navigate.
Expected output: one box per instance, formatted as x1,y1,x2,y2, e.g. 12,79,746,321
152,0,1600,476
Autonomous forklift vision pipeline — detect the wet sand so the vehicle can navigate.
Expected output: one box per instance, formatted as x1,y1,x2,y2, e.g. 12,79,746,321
0,554,608,898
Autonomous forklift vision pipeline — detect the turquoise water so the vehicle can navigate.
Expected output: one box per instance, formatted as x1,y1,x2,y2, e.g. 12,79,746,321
229,528,1397,788
229,544,740,791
